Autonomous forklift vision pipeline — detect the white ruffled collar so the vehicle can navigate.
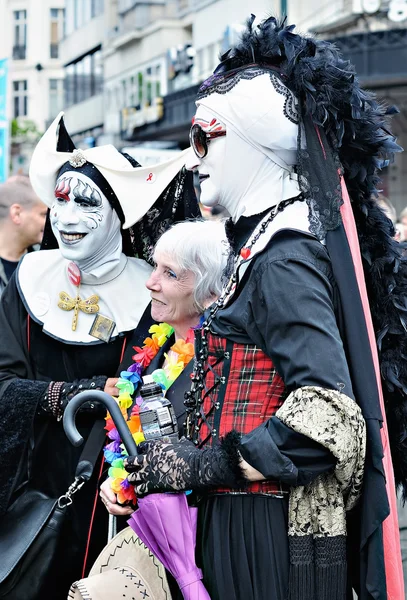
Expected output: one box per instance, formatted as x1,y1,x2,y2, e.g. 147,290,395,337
17,250,152,345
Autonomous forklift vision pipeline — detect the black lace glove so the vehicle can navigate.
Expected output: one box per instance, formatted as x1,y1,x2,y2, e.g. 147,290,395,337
38,375,108,420
124,431,248,497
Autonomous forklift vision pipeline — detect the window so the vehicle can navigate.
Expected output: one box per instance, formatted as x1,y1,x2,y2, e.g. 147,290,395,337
64,63,76,106
83,0,92,23
64,48,103,108
145,67,152,107
49,79,64,119
129,76,136,106
155,64,161,97
92,50,103,95
91,0,104,18
13,11,27,60
81,54,92,100
138,72,143,106
75,59,85,103
65,0,74,36
73,0,81,29
66,0,102,34
13,80,28,117
50,8,65,58
122,80,127,108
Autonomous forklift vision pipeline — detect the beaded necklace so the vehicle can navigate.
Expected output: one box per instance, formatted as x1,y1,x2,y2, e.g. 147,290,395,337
185,196,303,442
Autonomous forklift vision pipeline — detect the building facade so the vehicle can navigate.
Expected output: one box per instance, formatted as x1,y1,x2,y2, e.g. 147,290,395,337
102,0,278,154
0,0,65,173
59,0,106,146
288,0,407,214
59,0,406,212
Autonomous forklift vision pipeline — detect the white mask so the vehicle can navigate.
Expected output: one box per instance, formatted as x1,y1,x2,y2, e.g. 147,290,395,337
185,108,227,209
51,171,122,278
187,75,302,222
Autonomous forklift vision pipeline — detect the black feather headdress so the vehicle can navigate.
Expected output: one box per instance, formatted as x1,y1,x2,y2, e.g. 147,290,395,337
201,15,407,494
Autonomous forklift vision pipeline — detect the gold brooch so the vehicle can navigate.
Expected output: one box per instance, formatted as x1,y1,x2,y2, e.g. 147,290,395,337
58,291,99,331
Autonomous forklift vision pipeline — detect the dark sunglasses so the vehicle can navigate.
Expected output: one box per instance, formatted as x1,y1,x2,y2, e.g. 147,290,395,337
189,123,226,159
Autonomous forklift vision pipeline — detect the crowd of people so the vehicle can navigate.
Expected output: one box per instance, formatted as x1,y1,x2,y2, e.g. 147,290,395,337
1,14,407,600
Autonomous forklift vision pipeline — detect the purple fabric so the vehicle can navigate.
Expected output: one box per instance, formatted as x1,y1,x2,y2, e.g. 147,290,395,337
177,568,204,589
128,493,211,600
108,428,121,442
128,362,143,375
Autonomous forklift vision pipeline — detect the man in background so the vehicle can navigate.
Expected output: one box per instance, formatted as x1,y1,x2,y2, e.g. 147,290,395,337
0,175,47,296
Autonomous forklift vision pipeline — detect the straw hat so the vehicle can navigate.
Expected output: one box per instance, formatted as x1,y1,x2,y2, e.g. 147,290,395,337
68,527,171,600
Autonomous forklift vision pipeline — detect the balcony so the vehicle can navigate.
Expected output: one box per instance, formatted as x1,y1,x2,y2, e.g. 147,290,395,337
116,2,167,36
122,82,200,144
333,28,407,86
59,14,104,66
118,0,165,14
12,45,26,60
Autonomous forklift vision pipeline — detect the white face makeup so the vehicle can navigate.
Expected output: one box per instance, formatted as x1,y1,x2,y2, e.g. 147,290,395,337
186,105,227,208
51,171,115,263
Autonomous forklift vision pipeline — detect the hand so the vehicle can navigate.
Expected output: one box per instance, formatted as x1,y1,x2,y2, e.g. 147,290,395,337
99,477,134,516
124,431,248,497
238,454,266,482
104,377,120,397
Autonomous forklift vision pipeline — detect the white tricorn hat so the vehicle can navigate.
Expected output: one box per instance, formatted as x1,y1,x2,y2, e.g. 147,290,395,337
29,112,189,229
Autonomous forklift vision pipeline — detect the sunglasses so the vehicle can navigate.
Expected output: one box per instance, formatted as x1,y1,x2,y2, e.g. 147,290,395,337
189,122,226,159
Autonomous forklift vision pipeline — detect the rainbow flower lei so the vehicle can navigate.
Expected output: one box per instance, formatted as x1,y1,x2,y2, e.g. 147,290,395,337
104,322,194,503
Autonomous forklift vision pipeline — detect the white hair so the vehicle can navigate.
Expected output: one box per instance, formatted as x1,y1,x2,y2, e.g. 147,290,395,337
154,220,229,312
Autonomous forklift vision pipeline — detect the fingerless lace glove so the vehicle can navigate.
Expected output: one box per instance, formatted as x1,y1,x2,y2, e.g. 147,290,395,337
124,431,247,496
38,375,108,420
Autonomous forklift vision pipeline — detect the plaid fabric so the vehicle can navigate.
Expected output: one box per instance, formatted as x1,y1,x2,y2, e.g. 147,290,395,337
197,332,288,495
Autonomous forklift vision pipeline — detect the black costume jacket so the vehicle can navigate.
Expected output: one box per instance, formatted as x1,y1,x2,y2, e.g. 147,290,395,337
0,279,152,599
199,217,389,599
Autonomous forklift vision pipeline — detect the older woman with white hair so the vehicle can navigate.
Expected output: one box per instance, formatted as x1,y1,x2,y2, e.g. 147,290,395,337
100,218,228,519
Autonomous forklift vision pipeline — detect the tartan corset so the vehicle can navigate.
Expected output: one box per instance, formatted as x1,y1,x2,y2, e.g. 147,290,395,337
193,331,288,495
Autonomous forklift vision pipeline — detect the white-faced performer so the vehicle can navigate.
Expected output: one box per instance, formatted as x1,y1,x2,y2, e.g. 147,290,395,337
0,113,199,600
123,16,406,600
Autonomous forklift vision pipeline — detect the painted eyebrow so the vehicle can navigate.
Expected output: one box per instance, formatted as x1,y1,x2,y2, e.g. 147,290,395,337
54,177,72,201
72,180,102,207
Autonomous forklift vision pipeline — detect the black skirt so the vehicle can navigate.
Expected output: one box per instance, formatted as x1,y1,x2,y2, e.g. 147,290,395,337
195,494,289,600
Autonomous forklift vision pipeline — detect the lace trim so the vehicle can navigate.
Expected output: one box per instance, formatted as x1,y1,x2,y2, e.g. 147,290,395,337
197,67,299,126
197,66,267,99
269,73,299,124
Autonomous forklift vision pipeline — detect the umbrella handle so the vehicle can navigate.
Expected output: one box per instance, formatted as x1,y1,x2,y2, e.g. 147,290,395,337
63,390,139,455
108,514,117,542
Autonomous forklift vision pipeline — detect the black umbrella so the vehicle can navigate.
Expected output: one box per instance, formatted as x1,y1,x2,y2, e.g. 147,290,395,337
63,390,139,541
63,390,138,455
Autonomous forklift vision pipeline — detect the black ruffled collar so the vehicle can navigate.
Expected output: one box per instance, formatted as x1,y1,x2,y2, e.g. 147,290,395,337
225,209,270,255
